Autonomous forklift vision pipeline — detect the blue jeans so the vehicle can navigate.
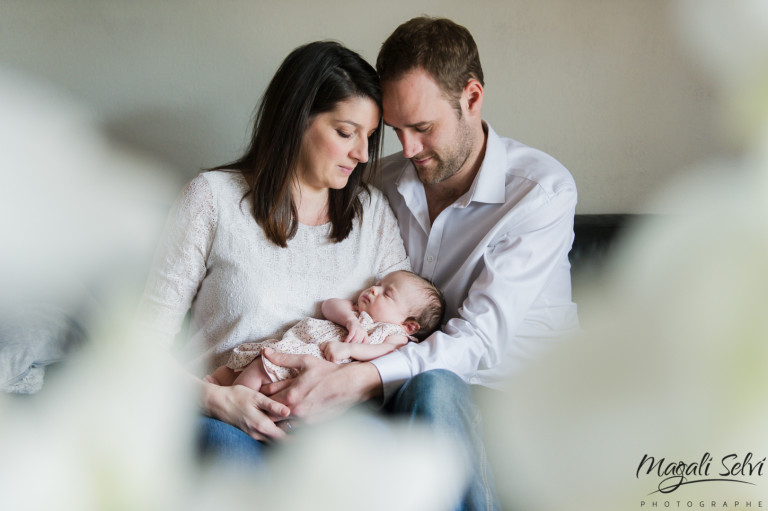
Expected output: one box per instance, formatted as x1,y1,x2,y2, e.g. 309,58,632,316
197,369,500,511
384,370,500,511
197,415,268,467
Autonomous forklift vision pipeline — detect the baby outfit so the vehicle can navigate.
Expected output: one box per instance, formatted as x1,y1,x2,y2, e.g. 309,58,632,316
226,311,411,382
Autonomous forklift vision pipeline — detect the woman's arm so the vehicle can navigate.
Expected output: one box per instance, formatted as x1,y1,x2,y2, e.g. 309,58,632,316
321,298,368,343
138,176,289,441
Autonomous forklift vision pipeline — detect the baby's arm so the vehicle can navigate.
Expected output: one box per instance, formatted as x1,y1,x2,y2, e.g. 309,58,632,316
321,298,369,344
321,334,409,363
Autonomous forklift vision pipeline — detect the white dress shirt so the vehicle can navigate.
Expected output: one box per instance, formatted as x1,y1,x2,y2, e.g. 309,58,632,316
372,123,579,397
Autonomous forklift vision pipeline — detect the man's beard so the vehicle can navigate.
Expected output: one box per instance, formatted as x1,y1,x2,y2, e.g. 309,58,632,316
413,118,475,185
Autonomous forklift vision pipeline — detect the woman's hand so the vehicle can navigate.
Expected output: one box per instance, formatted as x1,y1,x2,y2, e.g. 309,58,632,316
201,380,291,442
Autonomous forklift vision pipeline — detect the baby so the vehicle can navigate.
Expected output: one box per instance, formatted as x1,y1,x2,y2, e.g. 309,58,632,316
205,270,445,392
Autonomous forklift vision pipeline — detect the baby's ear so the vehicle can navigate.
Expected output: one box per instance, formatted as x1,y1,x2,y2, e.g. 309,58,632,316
402,319,419,336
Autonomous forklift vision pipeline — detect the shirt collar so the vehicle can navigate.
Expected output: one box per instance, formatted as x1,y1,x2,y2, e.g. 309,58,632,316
456,122,507,206
393,121,507,210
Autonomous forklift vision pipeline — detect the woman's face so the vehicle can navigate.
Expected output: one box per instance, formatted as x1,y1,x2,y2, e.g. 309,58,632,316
296,96,380,193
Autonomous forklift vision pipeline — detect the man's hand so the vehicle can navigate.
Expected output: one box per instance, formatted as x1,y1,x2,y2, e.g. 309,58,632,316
321,340,351,363
260,348,383,422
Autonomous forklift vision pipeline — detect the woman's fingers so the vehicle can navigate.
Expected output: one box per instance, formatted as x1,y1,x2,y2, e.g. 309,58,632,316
252,389,291,419
211,384,290,442
245,415,287,443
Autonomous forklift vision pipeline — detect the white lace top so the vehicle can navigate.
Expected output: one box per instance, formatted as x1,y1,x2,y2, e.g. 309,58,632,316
138,170,410,374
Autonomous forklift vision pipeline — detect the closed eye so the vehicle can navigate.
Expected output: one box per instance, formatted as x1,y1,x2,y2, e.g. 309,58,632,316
336,129,352,139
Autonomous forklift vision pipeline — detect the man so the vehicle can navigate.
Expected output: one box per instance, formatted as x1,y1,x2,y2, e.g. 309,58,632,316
263,16,579,510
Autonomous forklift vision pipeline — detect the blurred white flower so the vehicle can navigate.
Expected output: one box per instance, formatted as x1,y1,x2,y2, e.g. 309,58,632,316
673,0,768,145
480,2,768,509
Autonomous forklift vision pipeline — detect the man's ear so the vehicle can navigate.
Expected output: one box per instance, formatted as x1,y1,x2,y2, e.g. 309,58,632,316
402,319,420,336
462,79,484,117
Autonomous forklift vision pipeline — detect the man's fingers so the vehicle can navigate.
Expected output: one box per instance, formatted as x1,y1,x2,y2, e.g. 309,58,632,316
263,347,311,369
260,377,293,396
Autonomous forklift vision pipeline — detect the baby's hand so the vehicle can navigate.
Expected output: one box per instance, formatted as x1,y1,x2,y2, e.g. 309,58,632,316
344,320,369,344
321,341,351,363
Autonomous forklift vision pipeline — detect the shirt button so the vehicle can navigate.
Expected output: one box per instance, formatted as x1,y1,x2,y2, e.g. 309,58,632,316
427,255,434,263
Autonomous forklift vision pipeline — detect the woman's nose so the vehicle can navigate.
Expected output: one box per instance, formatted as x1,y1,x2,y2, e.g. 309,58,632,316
350,137,369,163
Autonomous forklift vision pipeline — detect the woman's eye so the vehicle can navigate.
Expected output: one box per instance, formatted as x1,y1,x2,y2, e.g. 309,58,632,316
336,130,352,139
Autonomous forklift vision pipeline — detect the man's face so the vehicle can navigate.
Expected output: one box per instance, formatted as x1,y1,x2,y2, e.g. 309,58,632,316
382,69,476,185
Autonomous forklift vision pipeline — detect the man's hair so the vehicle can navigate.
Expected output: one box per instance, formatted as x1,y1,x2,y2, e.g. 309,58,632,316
402,271,446,341
376,16,484,111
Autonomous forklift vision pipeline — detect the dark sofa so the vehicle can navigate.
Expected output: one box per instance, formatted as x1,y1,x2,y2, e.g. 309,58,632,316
568,214,640,305
569,214,635,272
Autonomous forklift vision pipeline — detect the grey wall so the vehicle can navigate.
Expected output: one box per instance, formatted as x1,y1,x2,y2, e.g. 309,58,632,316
0,0,726,212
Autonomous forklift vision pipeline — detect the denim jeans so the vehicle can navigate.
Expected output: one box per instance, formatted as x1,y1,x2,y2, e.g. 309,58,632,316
197,369,500,511
384,370,500,511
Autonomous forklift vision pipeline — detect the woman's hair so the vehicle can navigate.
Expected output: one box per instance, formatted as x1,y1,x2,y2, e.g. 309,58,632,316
403,271,446,341
212,41,383,247
376,17,483,115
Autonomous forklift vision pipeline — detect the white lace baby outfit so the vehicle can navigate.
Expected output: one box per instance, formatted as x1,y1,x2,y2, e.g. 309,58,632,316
226,311,412,381
137,171,410,374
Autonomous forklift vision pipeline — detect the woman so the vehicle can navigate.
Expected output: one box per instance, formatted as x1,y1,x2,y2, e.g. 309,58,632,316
138,41,409,456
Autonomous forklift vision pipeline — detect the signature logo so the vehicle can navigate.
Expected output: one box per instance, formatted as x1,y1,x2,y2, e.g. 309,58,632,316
636,453,765,494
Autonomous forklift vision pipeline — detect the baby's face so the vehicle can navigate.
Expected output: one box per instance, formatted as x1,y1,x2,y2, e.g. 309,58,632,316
357,271,421,325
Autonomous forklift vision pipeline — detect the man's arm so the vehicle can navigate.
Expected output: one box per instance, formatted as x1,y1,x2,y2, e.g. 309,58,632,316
372,186,578,395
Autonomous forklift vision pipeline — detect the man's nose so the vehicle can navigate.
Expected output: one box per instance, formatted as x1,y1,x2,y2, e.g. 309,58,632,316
398,130,422,159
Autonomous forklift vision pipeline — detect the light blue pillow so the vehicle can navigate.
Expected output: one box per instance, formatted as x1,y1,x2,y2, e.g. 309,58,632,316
0,304,85,394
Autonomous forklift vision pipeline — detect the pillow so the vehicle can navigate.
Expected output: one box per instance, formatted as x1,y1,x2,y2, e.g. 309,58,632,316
0,304,86,394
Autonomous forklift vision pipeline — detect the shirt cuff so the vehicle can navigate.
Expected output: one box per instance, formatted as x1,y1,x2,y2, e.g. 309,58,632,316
370,350,413,403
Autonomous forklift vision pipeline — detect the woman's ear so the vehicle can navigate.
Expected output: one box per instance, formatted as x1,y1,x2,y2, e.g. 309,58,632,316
402,319,420,336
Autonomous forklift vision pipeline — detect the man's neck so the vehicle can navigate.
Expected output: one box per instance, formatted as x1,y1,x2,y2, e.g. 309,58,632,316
424,123,488,223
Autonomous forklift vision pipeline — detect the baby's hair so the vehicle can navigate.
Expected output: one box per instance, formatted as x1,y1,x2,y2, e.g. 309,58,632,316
401,271,446,341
